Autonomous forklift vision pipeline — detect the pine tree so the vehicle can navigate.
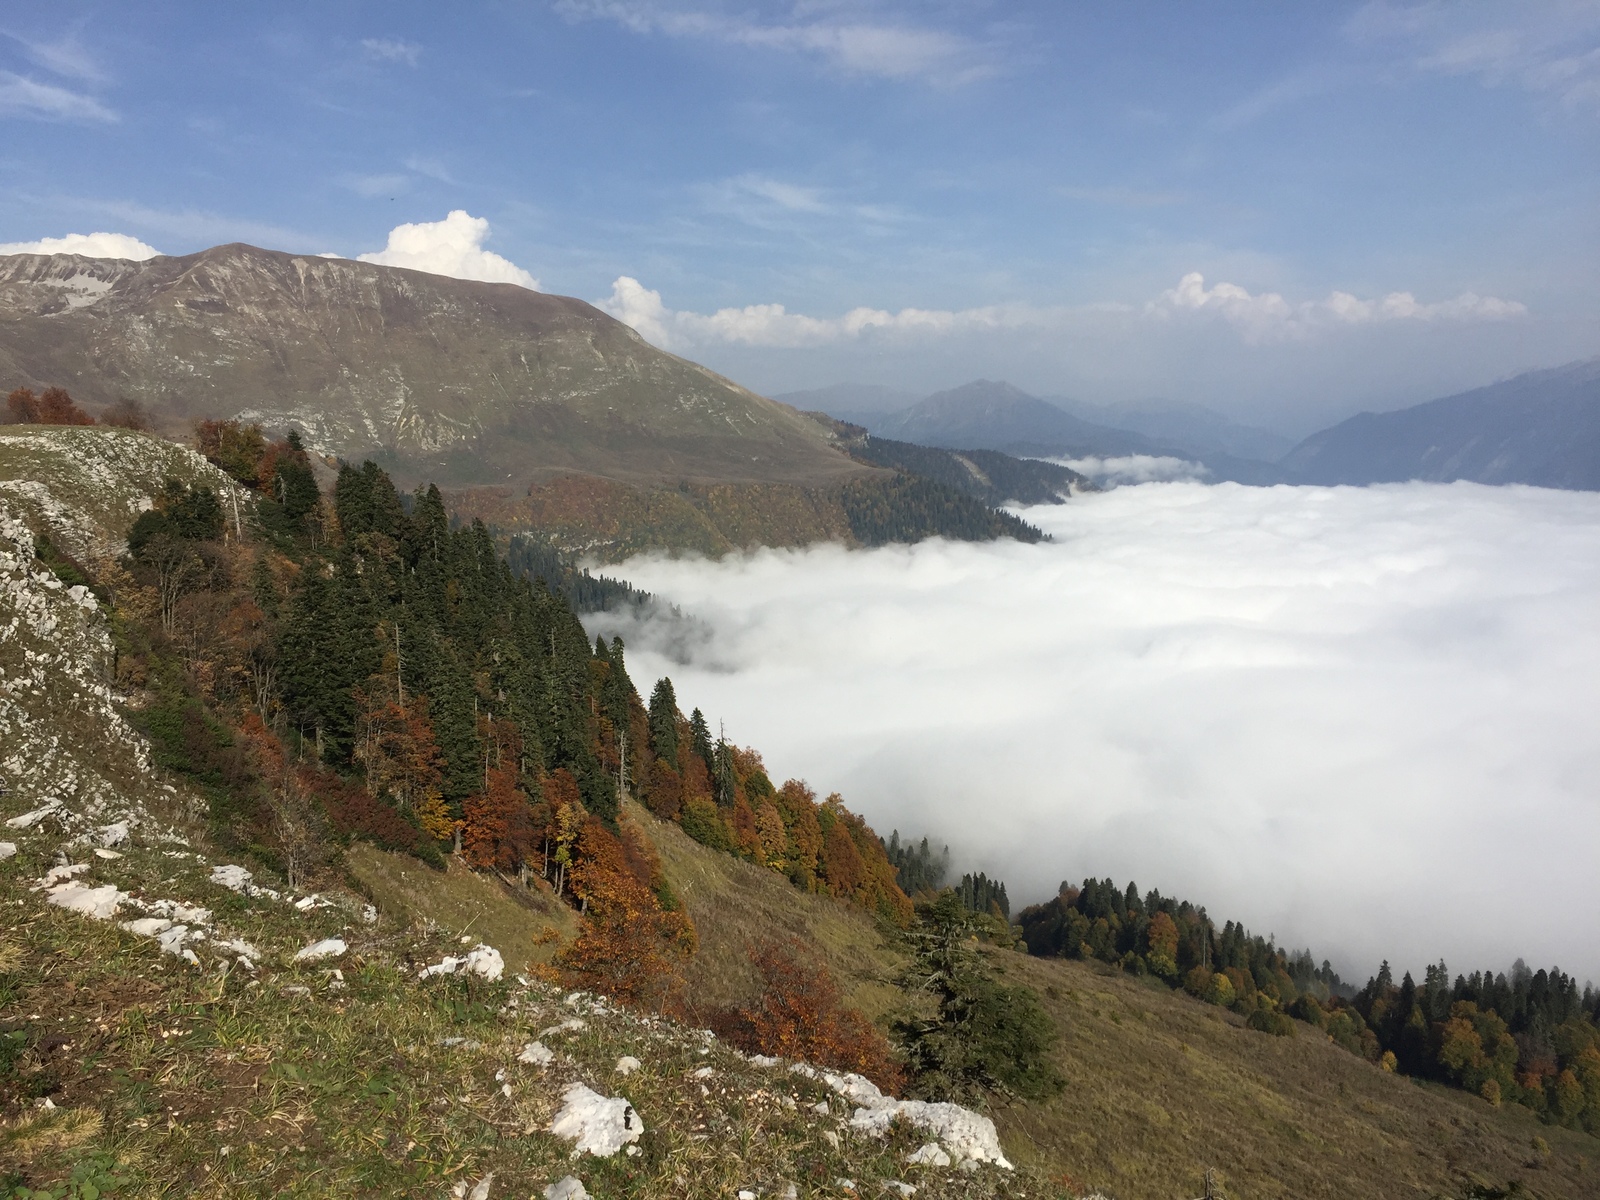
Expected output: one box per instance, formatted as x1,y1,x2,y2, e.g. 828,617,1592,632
648,678,679,768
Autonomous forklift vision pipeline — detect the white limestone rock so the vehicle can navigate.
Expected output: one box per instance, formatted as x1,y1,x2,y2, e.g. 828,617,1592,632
549,1082,644,1158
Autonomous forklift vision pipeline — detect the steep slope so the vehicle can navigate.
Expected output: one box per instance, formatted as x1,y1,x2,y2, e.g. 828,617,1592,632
0,426,247,833
1281,357,1600,488
0,245,867,490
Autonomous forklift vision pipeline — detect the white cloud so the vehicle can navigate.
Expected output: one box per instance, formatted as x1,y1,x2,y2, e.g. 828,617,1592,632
557,0,994,84
357,211,539,289
0,70,116,122
0,231,161,260
597,275,1040,349
1149,272,1526,343
590,482,1600,982
361,37,422,66
1351,1,1600,109
1054,455,1209,485
598,272,1525,350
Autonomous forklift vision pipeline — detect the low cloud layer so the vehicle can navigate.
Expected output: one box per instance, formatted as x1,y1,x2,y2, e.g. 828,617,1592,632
591,482,1600,983
357,211,539,288
597,271,1526,352
0,231,161,260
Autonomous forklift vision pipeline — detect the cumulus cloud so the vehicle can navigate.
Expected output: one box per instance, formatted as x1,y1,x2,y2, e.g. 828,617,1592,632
0,231,162,260
557,0,994,84
0,70,116,122
590,482,1600,982
598,272,1525,350
1149,272,1526,343
357,211,539,288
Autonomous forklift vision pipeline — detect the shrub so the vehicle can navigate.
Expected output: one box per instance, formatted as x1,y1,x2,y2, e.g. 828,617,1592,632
710,938,902,1093
681,796,732,853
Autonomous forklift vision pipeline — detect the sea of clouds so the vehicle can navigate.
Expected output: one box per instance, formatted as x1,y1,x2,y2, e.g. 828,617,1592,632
588,481,1600,984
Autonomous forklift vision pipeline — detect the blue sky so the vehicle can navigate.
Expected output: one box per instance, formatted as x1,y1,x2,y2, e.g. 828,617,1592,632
1,1,1596,432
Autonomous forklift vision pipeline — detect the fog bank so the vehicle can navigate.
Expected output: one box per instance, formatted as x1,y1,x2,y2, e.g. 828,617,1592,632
587,482,1600,983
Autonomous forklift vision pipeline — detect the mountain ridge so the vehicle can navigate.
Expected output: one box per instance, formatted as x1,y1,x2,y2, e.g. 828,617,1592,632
0,243,868,491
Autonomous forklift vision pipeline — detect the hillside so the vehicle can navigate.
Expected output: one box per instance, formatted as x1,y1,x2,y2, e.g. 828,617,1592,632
643,815,1599,1198
0,245,867,491
1280,357,1600,489
4,425,1595,1200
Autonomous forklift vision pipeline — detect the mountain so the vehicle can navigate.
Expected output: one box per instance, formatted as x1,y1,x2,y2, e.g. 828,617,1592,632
0,244,866,490
869,380,1156,456
771,382,920,424
1280,357,1600,488
854,380,1286,484
1052,396,1295,463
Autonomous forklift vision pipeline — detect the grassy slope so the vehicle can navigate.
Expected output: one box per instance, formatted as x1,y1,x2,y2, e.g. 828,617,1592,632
637,806,1599,1198
344,843,578,969
0,836,1037,1199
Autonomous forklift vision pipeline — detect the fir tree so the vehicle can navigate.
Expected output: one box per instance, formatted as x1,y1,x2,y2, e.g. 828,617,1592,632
648,678,679,769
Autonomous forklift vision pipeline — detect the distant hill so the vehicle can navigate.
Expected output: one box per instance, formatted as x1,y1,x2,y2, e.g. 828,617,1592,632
1053,396,1295,463
1280,357,1600,488
870,380,1156,456
847,380,1285,484
847,435,1090,506
0,244,867,491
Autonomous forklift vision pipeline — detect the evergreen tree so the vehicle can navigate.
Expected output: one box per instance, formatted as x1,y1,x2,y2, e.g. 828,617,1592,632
648,678,679,769
690,708,713,774
892,892,1062,1103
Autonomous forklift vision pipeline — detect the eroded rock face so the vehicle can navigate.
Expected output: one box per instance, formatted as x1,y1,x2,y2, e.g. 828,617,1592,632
0,245,866,489
0,427,238,833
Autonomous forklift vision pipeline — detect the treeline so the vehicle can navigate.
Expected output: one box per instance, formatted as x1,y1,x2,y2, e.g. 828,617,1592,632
851,436,1085,508
1347,960,1600,1130
505,533,651,614
1019,877,1600,1134
882,831,1009,919
104,418,909,952
635,680,912,925
839,473,1045,546
6,384,148,429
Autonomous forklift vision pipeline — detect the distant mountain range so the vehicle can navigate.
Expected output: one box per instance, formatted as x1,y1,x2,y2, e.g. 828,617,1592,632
0,243,866,491
801,362,1600,491
816,380,1288,485
1279,357,1600,489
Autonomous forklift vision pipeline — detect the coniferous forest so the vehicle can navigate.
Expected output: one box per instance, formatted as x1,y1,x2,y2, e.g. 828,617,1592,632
1017,878,1600,1132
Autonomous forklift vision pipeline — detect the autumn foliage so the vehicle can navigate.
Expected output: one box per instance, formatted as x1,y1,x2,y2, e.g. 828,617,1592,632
557,817,697,1012
6,386,95,425
709,938,902,1092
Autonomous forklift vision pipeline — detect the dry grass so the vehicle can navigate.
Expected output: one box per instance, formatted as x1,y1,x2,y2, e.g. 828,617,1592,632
344,842,578,972
635,802,1600,1199
636,801,905,1021
990,953,1597,1200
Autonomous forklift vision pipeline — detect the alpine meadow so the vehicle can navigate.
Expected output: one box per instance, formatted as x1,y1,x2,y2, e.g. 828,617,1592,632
1,4,1598,1200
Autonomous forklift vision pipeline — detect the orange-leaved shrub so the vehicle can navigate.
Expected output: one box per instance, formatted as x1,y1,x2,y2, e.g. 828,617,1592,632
557,817,697,1013
709,937,903,1093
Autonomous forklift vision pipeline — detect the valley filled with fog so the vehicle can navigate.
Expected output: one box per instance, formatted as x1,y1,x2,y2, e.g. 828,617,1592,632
590,481,1600,985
